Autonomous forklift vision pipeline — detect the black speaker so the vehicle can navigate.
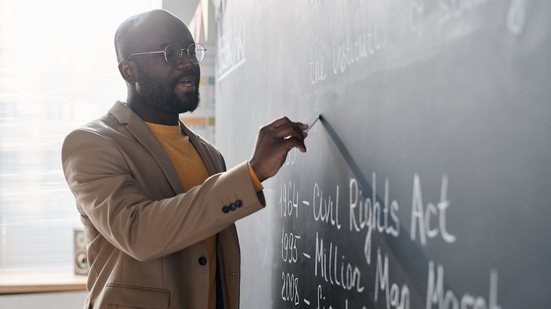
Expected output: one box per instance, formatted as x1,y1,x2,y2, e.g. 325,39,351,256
74,228,90,276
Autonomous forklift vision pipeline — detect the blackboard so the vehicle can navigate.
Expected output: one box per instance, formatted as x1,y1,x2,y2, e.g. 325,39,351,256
214,1,551,308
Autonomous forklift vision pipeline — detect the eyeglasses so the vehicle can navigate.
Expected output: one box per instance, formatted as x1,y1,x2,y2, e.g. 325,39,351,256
125,43,207,65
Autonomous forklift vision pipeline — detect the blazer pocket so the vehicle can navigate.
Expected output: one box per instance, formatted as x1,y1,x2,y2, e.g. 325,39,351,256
102,284,170,309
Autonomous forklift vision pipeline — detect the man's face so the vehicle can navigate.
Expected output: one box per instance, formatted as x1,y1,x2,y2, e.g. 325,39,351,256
135,58,201,114
131,17,202,114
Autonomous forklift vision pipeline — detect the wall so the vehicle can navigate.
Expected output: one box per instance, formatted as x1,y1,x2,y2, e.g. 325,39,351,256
0,291,86,309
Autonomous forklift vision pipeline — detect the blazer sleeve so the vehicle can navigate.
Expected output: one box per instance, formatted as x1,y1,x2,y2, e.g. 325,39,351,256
62,128,265,262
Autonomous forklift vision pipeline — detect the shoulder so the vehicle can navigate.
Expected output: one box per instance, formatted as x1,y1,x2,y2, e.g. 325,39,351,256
64,113,124,148
64,101,139,149
61,104,136,171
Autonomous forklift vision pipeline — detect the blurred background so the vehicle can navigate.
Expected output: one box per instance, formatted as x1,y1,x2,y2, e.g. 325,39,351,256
0,0,216,307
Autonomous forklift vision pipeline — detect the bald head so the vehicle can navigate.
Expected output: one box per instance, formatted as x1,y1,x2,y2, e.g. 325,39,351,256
114,9,201,123
114,9,192,63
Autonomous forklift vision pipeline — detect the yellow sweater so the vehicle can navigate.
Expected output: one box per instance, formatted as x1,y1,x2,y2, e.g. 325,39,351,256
146,122,262,309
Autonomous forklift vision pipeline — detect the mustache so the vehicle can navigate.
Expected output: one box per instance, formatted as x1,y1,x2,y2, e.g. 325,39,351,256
171,67,201,85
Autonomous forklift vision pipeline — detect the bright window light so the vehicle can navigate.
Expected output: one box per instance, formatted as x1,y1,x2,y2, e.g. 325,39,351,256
0,0,162,274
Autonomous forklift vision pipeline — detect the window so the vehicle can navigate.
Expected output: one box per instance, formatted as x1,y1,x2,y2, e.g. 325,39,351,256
0,0,162,275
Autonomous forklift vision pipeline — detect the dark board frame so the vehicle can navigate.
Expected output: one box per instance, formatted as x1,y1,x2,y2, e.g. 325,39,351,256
214,1,551,308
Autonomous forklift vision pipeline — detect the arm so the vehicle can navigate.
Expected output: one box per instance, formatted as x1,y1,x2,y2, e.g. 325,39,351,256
62,129,264,262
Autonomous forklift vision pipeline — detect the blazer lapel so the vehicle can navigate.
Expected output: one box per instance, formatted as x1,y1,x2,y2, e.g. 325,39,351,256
180,122,221,175
109,101,185,194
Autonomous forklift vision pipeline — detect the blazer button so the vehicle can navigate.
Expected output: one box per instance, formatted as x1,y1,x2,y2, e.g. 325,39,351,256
198,256,207,266
229,203,236,211
222,205,230,213
235,200,243,207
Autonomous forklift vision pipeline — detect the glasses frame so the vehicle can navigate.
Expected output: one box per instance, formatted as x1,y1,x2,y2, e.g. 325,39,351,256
123,43,207,65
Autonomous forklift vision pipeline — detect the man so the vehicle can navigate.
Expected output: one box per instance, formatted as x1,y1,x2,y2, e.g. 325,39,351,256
61,9,308,309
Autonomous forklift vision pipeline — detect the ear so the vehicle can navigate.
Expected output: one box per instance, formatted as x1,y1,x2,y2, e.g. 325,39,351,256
118,61,138,83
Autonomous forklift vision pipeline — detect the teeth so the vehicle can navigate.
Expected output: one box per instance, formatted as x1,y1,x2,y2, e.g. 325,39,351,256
178,77,194,86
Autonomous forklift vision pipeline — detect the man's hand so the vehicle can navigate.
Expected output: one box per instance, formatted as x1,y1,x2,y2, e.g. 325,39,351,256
249,117,308,182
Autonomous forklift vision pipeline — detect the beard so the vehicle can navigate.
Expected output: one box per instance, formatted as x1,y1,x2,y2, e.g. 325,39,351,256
135,65,200,114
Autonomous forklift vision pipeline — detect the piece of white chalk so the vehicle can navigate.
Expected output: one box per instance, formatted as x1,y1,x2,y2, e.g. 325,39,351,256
305,113,321,133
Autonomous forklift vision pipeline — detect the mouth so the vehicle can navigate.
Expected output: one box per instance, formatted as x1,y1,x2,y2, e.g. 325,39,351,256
176,76,197,88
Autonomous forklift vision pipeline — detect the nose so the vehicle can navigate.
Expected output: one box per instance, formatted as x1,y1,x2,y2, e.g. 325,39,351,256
176,56,195,71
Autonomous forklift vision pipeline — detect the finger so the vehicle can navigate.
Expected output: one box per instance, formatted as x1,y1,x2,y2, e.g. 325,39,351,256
289,121,309,132
274,121,308,135
281,136,307,153
269,116,292,129
275,120,308,131
273,126,307,140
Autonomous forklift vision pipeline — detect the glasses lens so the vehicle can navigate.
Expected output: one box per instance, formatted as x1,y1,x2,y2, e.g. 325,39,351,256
164,45,182,65
188,43,206,64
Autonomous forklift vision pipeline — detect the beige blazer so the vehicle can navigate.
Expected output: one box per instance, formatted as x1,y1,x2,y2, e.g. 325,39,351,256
62,101,265,309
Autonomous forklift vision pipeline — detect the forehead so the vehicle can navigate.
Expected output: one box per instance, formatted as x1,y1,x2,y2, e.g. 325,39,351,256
131,14,194,51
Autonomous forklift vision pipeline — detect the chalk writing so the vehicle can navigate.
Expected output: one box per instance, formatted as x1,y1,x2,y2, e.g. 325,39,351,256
276,167,501,308
317,286,365,309
375,248,411,309
310,40,327,85
332,31,369,75
438,0,501,25
507,0,526,35
281,227,300,264
426,261,501,309
366,0,390,55
312,183,342,229
409,0,425,36
281,271,300,305
217,23,246,81
280,181,299,218
410,175,456,246
349,174,400,265
285,148,298,166
315,232,365,293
